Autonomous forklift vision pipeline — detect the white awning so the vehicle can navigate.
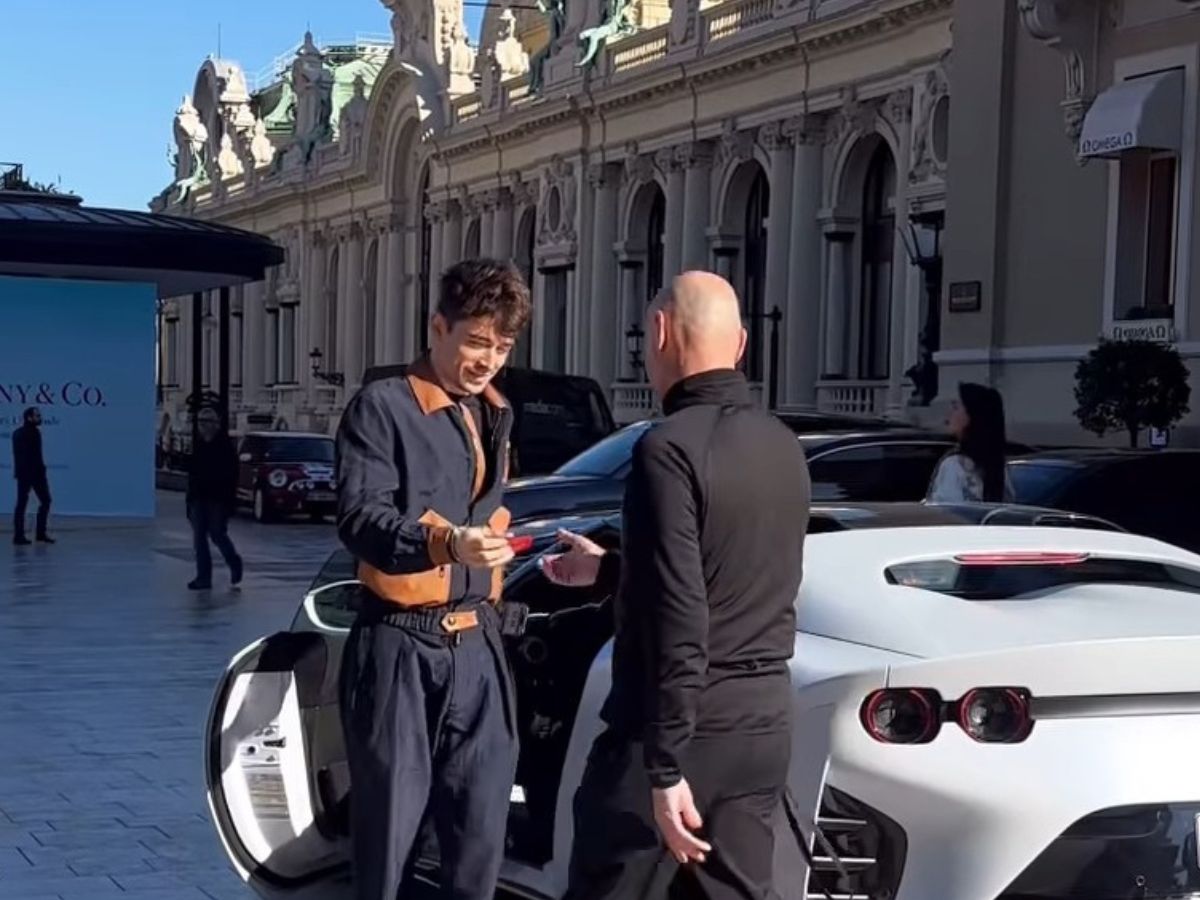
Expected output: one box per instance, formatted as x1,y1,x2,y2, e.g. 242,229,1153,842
1078,69,1184,159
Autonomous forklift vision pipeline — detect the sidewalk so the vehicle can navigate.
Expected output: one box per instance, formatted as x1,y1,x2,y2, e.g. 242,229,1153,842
0,492,338,899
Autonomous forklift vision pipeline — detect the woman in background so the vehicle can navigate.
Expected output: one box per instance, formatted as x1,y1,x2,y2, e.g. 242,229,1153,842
926,382,1014,503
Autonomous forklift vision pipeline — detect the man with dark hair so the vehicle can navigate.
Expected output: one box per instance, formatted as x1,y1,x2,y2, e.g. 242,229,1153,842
336,257,533,900
185,405,243,590
12,406,53,546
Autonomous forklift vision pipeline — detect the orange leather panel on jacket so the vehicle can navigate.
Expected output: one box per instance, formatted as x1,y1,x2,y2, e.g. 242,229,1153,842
357,509,454,607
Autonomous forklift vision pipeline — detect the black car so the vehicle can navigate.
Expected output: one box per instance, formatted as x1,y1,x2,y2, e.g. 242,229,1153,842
505,414,1033,524
363,365,615,477
1008,449,1200,553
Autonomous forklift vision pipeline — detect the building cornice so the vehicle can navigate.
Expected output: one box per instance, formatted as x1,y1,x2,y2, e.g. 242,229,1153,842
436,0,952,160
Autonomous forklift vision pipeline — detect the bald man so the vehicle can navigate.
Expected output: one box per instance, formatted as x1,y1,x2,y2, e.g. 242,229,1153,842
542,271,811,899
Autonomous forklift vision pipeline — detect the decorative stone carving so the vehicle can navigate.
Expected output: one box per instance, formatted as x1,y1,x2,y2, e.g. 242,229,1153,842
290,32,335,163
670,0,700,47
586,162,617,189
910,62,949,184
446,21,477,96
654,147,683,173
758,121,793,152
824,89,878,148
250,118,276,168
1017,0,1101,152
493,9,530,78
509,173,538,207
338,74,370,158
715,120,756,167
425,199,450,224
782,113,823,145
217,133,243,178
538,156,577,248
674,140,715,169
883,87,913,128
171,95,208,183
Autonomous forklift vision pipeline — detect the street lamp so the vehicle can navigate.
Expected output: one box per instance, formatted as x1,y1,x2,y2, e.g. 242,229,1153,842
898,210,944,407
309,347,345,387
625,322,645,380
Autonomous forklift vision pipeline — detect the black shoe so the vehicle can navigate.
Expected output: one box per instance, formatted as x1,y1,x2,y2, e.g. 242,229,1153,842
36,534,55,544
188,578,212,590
230,557,244,586
13,536,31,546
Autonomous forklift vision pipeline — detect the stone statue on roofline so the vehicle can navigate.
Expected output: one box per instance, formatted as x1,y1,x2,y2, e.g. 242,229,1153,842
172,95,210,202
339,74,370,158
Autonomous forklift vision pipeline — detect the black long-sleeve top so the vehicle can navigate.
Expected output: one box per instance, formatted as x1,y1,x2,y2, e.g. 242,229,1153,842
597,369,811,787
12,424,45,482
187,434,238,507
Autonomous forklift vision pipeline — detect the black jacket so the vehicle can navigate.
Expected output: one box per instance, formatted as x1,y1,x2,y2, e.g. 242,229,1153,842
187,435,238,507
336,356,513,608
12,423,46,483
599,369,811,787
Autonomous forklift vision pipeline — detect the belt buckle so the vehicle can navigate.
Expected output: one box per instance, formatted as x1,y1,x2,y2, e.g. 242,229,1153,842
440,610,479,644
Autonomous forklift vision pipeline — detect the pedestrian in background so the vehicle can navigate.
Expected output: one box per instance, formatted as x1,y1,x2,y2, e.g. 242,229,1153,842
335,258,531,900
542,271,812,899
926,381,1014,503
186,406,242,590
12,406,53,546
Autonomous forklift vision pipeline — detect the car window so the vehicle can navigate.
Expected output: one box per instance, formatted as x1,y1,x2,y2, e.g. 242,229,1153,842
308,582,361,631
808,443,949,502
1007,460,1082,505
309,550,356,592
260,437,335,463
1067,457,1200,553
555,422,653,477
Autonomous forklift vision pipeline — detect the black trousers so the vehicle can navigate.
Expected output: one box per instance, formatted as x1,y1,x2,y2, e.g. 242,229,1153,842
565,727,791,900
188,500,241,583
339,607,518,900
13,476,51,539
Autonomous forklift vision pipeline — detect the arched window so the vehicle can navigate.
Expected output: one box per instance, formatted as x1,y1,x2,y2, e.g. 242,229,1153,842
464,219,481,259
646,189,666,305
325,246,340,366
859,144,895,380
742,168,769,382
417,166,432,352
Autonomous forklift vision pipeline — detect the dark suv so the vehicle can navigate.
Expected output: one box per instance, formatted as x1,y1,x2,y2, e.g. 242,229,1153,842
236,432,337,523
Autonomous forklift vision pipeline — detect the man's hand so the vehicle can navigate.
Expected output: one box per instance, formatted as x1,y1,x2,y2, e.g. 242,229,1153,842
652,780,711,865
451,527,515,568
538,529,605,586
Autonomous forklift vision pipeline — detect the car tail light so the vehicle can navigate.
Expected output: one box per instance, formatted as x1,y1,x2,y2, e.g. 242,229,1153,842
956,687,1033,743
953,551,1089,566
860,689,941,744
507,535,535,554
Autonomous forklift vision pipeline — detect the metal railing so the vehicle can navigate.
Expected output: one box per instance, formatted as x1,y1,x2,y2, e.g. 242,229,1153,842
816,380,888,416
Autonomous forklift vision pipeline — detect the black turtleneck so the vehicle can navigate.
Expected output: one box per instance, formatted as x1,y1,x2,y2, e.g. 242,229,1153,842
598,367,811,787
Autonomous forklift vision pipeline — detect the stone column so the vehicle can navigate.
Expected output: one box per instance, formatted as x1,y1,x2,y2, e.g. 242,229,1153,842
884,90,915,415
384,217,406,364
678,142,714,271
784,118,824,408
335,231,350,373
442,200,463,269
374,223,391,368
588,163,620,390
492,189,514,262
342,222,365,388
617,258,642,380
480,194,497,258
761,121,794,407
658,149,686,281
242,280,266,404
305,229,327,393
426,201,447,343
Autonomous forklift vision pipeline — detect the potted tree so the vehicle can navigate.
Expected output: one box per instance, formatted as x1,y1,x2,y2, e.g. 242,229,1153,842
1073,338,1191,448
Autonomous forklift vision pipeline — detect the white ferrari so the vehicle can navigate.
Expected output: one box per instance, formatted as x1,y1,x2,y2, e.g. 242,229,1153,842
206,503,1200,900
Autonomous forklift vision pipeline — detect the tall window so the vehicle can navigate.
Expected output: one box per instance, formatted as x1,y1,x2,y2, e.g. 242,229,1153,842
266,308,279,386
278,303,297,383
646,190,666,306
418,167,432,352
465,219,481,258
543,269,569,373
364,240,379,369
325,248,340,366
165,318,180,386
1116,150,1179,321
742,169,769,382
231,311,244,387
859,144,895,381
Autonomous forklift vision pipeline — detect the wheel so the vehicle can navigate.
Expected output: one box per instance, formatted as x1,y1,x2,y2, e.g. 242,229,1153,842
253,488,274,523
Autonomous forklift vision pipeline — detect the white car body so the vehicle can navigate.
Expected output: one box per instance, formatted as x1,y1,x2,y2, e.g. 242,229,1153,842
206,512,1200,900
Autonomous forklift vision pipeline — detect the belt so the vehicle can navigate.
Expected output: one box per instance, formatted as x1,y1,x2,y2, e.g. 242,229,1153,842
358,591,528,640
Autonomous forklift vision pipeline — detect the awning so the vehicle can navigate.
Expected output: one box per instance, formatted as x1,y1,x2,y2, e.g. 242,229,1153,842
1078,68,1184,159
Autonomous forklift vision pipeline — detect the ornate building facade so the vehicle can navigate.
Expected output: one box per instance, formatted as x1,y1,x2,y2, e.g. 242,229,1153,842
153,0,954,443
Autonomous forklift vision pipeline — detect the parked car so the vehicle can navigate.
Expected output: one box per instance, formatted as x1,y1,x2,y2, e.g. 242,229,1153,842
1008,448,1200,553
505,416,1033,523
235,431,337,523
201,502,1196,900
363,364,615,477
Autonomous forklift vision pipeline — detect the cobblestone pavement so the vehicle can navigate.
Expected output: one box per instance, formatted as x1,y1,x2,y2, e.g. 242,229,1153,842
0,492,340,900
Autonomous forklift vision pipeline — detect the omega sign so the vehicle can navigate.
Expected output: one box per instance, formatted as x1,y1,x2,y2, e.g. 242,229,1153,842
0,382,108,408
1080,131,1136,157
1108,319,1175,343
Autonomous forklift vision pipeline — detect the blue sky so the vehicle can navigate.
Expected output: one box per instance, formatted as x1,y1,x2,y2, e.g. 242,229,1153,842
1,0,482,211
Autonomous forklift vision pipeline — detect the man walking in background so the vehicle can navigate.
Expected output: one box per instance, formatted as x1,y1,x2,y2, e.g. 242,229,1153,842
542,271,812,899
186,406,242,590
12,406,53,546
